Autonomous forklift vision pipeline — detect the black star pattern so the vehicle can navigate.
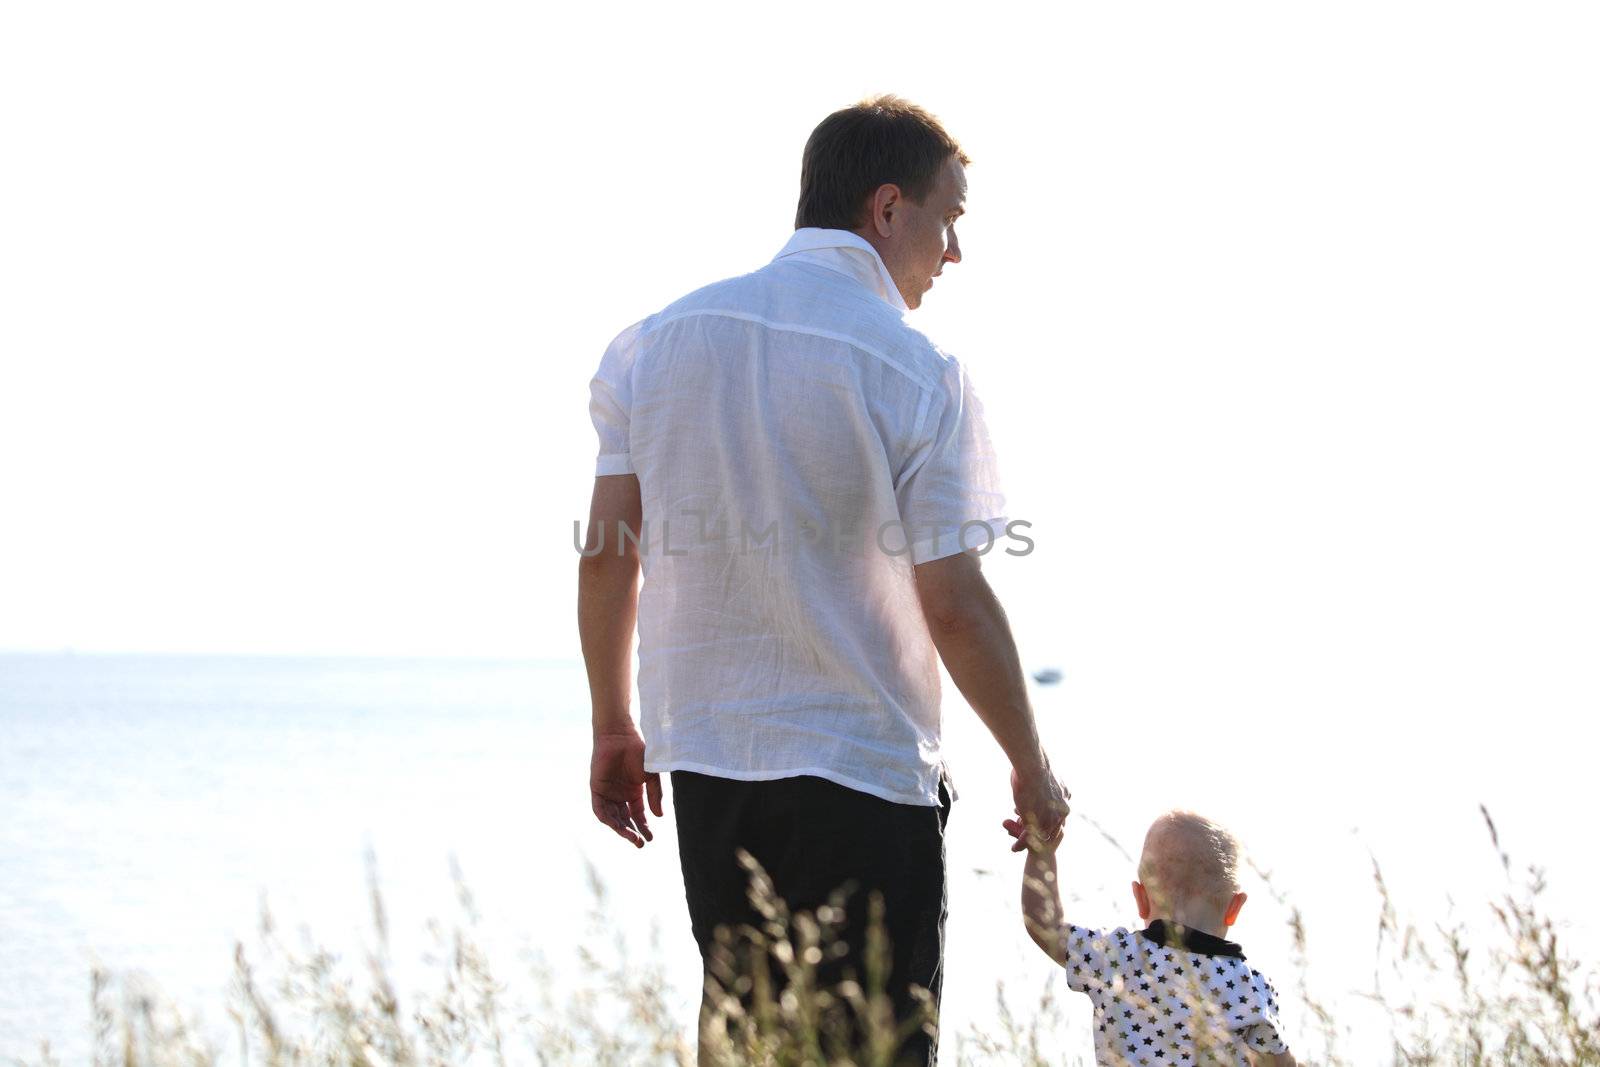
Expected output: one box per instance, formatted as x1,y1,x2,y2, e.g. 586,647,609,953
1059,923,1291,1063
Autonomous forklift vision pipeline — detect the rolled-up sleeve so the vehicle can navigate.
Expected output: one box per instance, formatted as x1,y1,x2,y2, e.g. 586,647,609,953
893,356,1008,565
588,324,639,476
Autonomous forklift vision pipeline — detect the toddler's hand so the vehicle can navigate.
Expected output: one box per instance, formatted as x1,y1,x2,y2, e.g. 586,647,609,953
1002,815,1063,854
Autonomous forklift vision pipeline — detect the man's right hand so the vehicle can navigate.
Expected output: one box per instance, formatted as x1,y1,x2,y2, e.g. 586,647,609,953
1010,763,1070,853
912,551,1073,853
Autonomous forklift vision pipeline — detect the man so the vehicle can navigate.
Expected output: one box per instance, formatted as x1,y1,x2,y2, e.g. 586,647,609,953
577,95,1068,1065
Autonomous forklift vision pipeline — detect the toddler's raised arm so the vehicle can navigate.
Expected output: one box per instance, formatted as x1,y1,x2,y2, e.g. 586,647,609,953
1249,1052,1298,1066
1003,816,1069,965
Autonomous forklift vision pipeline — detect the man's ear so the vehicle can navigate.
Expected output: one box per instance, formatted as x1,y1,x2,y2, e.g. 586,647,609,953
1223,891,1247,929
1132,880,1151,921
869,183,903,238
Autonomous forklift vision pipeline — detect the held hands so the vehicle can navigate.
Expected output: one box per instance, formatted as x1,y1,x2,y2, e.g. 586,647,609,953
590,729,663,848
1002,815,1063,855
1007,763,1070,853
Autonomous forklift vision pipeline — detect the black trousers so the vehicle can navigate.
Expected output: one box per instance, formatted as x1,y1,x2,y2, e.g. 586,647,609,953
672,770,952,1066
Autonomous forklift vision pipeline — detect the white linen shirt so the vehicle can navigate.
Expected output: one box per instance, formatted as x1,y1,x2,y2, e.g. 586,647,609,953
587,228,1008,806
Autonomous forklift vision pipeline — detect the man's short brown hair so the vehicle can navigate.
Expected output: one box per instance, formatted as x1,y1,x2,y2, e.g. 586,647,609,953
794,94,970,231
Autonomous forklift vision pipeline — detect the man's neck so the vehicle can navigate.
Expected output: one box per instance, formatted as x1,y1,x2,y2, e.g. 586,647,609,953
777,228,909,311
843,227,906,306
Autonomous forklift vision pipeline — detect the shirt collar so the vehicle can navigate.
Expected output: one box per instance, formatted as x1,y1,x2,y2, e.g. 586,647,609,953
1138,919,1246,959
771,227,909,312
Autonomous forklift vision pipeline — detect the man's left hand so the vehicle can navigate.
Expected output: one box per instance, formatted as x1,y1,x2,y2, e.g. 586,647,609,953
590,729,663,848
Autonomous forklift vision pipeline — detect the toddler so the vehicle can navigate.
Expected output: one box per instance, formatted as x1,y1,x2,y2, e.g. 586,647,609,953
1004,808,1295,1066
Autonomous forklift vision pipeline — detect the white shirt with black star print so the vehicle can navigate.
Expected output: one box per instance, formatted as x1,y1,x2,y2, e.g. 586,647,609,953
1061,920,1290,1065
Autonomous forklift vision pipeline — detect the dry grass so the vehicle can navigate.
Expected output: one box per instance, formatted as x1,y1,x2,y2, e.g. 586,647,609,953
16,807,1597,1067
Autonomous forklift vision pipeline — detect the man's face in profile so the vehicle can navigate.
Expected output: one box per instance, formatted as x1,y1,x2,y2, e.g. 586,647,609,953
889,155,967,310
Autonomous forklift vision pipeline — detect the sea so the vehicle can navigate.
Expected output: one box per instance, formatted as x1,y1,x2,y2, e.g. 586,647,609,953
2,652,1593,1063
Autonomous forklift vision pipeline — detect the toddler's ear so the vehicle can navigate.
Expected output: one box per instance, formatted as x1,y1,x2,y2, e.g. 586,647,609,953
1223,890,1248,928
1132,880,1151,921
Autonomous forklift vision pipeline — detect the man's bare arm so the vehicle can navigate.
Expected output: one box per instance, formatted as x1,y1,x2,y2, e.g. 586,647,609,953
577,473,660,846
914,548,1068,837
579,475,643,732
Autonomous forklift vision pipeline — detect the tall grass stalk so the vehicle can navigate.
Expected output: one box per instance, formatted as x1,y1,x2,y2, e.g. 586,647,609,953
15,808,1596,1066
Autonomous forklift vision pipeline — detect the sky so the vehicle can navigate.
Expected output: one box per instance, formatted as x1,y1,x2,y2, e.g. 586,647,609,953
2,2,1596,675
